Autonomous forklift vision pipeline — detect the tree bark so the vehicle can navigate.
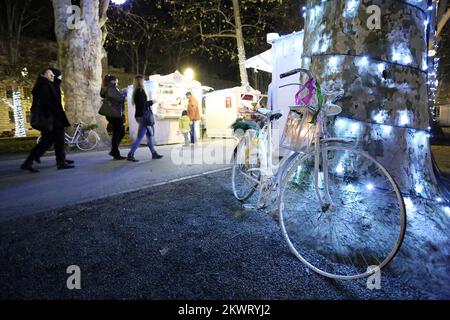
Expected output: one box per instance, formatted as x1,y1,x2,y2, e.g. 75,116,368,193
302,0,438,198
232,0,249,86
52,0,109,143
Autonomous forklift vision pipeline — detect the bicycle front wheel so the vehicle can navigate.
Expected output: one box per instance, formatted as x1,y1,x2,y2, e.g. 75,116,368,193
76,130,99,151
279,146,406,279
231,129,261,201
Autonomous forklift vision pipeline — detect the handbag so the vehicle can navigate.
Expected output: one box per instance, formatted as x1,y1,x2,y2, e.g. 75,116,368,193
99,98,122,118
30,106,53,132
142,100,155,126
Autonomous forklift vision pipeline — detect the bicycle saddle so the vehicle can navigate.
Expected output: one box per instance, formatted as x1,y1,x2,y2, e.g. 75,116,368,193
257,108,272,117
257,108,282,121
270,113,282,121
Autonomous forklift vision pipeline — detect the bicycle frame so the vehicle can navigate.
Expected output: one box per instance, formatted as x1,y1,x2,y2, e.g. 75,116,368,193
279,74,351,212
65,122,83,145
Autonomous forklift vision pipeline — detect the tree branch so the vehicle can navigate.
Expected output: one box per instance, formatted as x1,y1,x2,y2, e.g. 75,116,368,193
99,0,110,27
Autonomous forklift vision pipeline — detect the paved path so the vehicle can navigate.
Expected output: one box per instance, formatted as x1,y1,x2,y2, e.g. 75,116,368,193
0,140,236,222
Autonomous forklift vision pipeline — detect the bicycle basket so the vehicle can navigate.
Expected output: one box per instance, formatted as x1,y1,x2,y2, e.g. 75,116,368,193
280,106,316,152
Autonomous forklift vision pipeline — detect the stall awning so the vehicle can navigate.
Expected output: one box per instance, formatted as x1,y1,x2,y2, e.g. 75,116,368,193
242,49,272,73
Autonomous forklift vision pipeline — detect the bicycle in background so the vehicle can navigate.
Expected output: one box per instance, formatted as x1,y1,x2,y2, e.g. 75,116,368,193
37,120,100,151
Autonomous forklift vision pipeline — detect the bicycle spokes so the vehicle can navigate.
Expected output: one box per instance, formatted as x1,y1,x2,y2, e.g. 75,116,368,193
279,146,406,279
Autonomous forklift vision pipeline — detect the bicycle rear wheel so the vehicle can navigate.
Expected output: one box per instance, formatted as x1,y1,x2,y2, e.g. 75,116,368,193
76,130,99,151
278,145,406,279
231,129,261,201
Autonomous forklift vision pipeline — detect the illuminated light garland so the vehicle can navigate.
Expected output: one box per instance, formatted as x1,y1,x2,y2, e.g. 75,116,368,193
12,91,26,138
301,0,428,17
306,52,428,75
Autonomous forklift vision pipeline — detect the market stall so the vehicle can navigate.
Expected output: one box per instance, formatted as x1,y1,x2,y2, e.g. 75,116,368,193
203,86,263,138
127,71,211,145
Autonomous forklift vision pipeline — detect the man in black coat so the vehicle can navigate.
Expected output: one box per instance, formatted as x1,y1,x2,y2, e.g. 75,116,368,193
21,68,74,172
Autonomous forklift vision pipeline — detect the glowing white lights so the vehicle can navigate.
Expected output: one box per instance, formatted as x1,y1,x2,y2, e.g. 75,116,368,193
345,184,358,193
412,130,428,147
309,5,324,27
443,207,450,217
111,0,126,4
436,197,443,203
335,163,345,174
380,125,393,136
327,56,341,73
356,56,369,69
414,183,424,195
392,46,413,65
334,117,362,137
366,183,374,191
12,91,26,138
377,63,386,74
372,110,388,124
404,197,415,219
335,118,347,129
398,110,411,127
343,0,360,18
329,56,339,67
183,68,195,80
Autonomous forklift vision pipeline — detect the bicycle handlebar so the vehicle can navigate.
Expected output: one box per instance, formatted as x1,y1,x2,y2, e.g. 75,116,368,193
280,68,314,80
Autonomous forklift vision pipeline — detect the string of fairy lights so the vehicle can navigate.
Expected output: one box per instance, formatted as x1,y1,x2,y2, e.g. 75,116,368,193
12,91,26,138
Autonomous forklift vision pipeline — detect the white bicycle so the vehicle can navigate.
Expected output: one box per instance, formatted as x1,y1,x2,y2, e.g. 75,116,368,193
37,120,100,151
231,68,406,280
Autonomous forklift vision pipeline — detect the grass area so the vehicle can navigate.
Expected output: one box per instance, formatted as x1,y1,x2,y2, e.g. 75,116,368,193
0,136,39,154
0,132,133,155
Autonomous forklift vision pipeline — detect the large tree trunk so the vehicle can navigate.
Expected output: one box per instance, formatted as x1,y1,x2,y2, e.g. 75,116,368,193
301,1,450,294
232,0,249,86
302,0,438,198
52,0,109,143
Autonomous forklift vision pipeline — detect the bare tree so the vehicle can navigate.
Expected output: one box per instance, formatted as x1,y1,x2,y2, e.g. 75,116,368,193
0,0,41,74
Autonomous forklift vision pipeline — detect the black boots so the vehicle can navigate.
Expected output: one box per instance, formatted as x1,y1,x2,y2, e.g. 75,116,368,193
152,152,163,159
57,162,75,170
109,151,126,160
127,153,139,162
20,162,39,173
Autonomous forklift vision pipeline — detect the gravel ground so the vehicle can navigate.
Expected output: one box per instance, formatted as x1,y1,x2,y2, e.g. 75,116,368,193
0,170,441,300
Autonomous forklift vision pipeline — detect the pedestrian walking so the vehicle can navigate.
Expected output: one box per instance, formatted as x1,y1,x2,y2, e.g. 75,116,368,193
99,75,127,160
186,92,200,144
126,75,163,162
21,68,74,172
178,110,191,147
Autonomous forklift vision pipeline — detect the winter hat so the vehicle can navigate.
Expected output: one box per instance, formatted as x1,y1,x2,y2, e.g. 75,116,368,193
50,68,62,78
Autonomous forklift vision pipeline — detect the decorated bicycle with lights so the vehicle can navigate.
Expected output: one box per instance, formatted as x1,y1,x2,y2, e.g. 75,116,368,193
231,68,406,280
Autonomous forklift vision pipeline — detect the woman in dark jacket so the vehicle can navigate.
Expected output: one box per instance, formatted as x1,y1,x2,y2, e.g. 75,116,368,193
126,75,162,162
100,75,127,160
21,68,74,172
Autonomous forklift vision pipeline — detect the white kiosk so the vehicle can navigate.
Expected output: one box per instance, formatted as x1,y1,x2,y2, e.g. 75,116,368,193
127,71,211,145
